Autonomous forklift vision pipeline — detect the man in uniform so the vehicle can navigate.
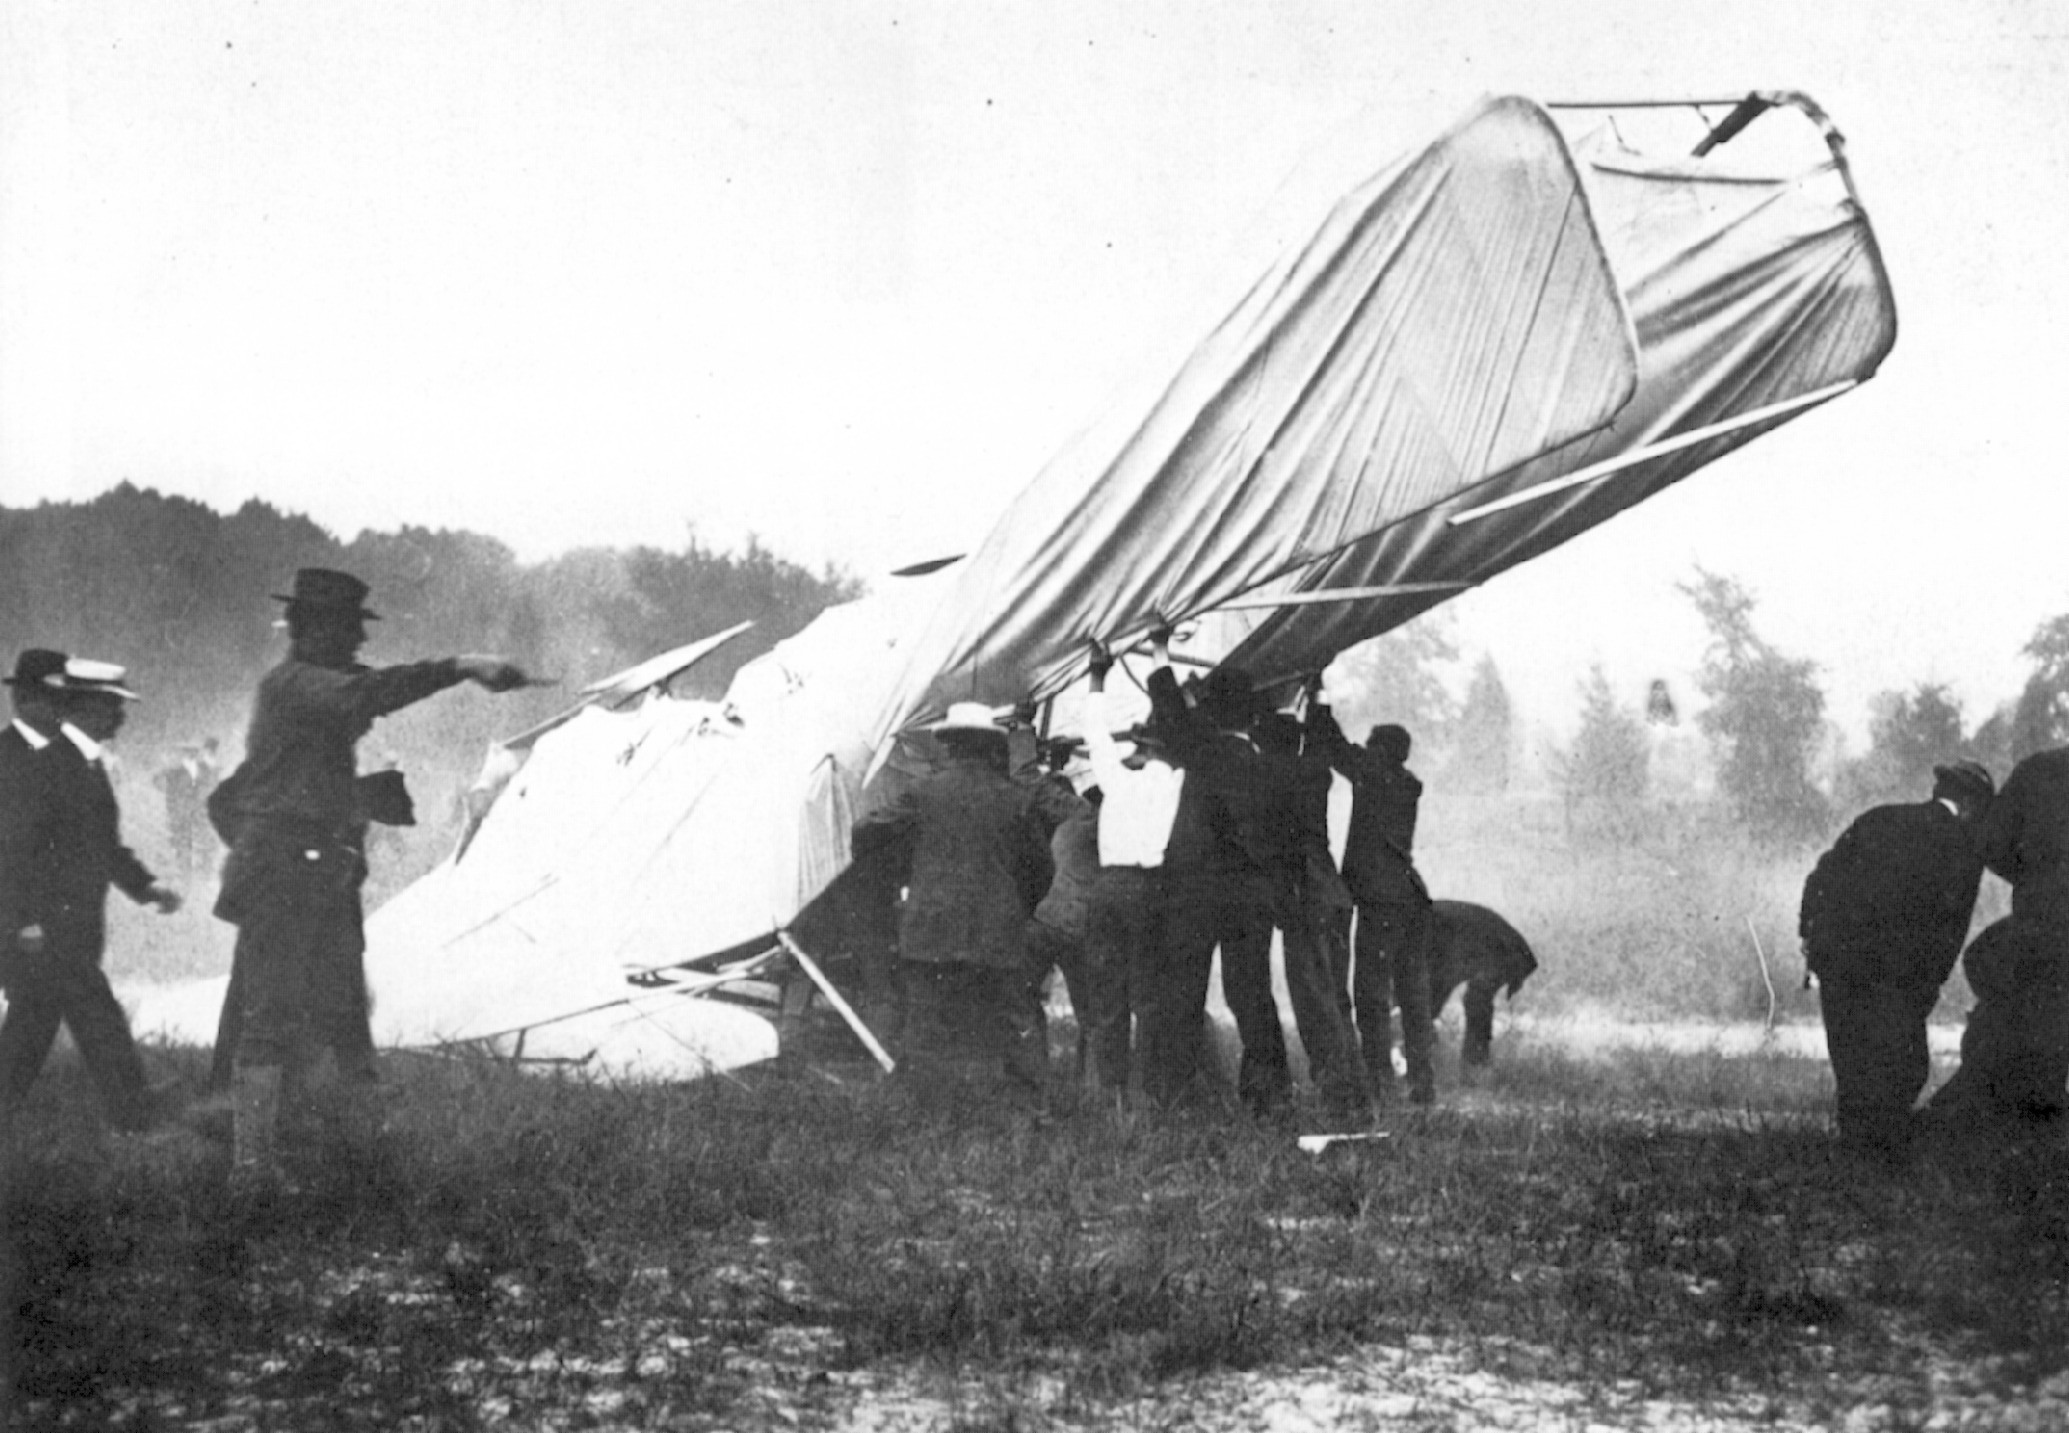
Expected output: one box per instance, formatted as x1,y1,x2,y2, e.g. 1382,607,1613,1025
1800,760,1994,1161
0,650,182,1129
210,568,532,1180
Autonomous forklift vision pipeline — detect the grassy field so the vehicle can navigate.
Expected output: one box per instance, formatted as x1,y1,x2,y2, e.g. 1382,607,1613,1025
6,1032,2068,1430
11,785,2057,1429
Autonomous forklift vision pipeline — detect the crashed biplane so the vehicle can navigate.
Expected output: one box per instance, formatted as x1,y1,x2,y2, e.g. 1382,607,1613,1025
362,92,1895,1079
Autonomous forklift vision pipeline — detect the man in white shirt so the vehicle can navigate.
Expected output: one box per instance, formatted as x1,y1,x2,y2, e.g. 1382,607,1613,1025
1079,640,1185,1095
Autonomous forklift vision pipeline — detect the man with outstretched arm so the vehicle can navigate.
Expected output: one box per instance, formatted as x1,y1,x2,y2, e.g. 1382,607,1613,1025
210,568,533,1183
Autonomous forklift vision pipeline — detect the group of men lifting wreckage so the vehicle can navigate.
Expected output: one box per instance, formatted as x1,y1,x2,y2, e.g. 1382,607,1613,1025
9,90,2055,1180
842,627,1533,1129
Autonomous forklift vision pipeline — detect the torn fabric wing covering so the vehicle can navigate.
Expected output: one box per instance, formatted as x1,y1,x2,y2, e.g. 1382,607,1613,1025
363,92,1892,1078
1187,102,1897,683
879,94,1638,735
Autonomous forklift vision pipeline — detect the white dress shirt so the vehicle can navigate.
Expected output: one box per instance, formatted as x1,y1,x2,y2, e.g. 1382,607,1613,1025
1084,686,1183,869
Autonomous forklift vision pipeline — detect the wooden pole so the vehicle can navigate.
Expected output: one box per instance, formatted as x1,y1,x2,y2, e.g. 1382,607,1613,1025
778,931,897,1073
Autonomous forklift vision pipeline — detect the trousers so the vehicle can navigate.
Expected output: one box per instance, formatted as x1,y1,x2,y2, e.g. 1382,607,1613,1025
1348,898,1437,1097
0,944,152,1126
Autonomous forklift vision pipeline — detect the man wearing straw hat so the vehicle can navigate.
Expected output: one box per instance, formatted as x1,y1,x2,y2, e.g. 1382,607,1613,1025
209,567,533,1182
0,650,182,1129
851,700,1056,1100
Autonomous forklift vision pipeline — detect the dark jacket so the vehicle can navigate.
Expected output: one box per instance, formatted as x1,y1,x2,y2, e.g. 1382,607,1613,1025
0,724,50,949
1799,798,1984,987
1975,747,2069,928
852,753,1054,970
220,654,465,841
0,730,156,964
1314,717,1427,906
1146,667,1300,901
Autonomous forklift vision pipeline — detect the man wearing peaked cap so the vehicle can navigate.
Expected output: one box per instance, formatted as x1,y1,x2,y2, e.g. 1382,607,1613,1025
1800,758,1996,1167
0,649,183,1131
208,568,535,1184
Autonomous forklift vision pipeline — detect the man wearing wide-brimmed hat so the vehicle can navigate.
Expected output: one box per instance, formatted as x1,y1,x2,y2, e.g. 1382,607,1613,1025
1801,758,1995,1164
850,700,1056,1099
0,650,182,1130
210,567,533,1181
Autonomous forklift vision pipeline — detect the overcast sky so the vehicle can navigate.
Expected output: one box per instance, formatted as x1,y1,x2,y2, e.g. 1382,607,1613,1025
4,1,2065,746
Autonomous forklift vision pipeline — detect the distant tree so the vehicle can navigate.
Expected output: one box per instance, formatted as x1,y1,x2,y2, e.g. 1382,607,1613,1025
1446,654,1515,792
2010,611,2069,760
1554,662,1649,839
1833,682,1968,815
1971,704,2016,776
1325,612,1460,749
1681,567,1828,842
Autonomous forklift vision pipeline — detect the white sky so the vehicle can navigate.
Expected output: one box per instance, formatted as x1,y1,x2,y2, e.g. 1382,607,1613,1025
4,1,2067,745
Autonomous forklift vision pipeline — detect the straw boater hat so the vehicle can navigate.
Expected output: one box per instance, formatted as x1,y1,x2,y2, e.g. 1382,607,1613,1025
4,649,71,691
930,701,1008,741
58,659,140,701
273,567,381,620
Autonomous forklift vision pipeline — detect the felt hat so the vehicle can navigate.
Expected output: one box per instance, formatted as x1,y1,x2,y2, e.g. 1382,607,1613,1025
3,648,70,689
273,567,381,620
1932,759,1994,804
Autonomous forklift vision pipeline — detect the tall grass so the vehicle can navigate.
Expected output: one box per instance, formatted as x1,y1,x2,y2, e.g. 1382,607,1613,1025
15,779,2047,1425
9,1041,2068,1427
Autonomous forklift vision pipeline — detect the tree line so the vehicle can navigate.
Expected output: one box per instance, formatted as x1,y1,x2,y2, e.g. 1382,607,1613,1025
0,484,862,840
13,485,2067,857
1357,565,2069,847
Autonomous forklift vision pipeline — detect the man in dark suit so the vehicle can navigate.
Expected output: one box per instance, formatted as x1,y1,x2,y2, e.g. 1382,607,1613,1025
1927,745,2069,1132
0,651,182,1129
1134,632,1365,1122
1224,703,1371,1126
1801,760,1994,1161
1323,722,1438,1105
1133,637,1276,1111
